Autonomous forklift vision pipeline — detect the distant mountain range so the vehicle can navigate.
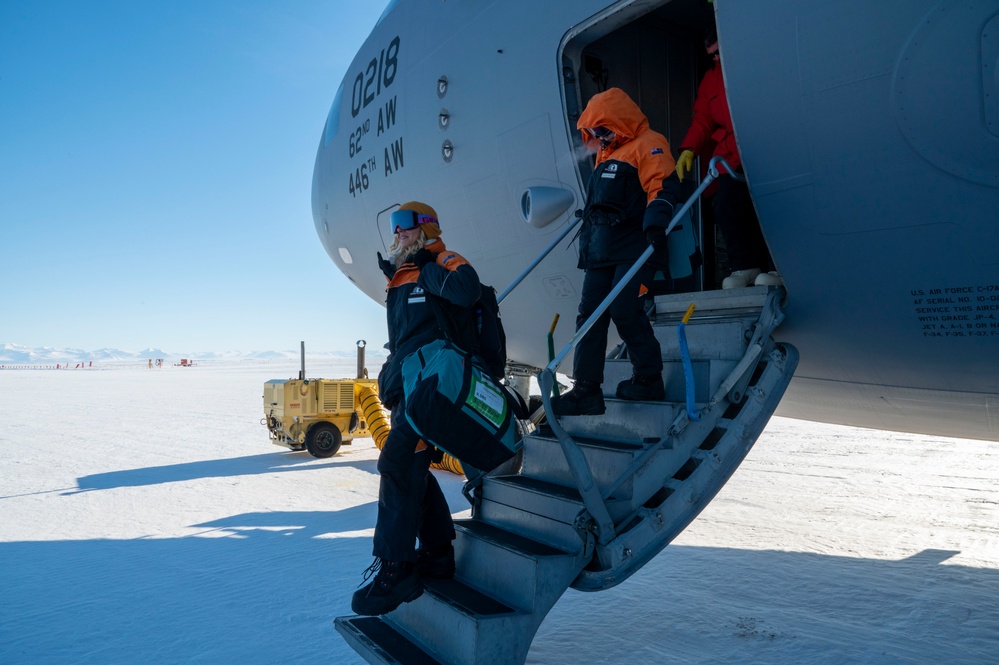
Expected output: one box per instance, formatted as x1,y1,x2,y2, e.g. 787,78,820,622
0,343,384,364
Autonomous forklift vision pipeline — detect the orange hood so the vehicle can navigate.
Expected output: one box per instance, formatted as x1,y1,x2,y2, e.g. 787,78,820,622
576,87,650,147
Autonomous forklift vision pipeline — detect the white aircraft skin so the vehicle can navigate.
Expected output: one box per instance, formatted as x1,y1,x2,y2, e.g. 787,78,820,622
312,0,999,442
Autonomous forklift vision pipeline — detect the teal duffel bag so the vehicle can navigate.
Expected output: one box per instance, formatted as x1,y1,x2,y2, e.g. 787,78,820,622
402,339,522,471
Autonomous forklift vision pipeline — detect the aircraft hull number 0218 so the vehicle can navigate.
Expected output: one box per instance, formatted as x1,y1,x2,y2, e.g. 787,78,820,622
351,36,399,119
347,36,404,198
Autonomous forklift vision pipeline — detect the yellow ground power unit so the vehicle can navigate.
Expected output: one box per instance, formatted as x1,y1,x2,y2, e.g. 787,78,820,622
261,341,464,474
263,376,379,458
262,341,382,458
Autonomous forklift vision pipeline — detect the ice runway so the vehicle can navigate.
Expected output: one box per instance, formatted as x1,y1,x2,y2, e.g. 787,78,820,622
1,361,996,664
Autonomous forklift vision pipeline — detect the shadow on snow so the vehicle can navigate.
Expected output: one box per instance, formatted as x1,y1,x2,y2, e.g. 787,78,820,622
1,517,996,665
70,452,380,492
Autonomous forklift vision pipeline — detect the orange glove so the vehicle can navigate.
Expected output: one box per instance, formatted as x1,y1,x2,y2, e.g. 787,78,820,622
676,149,696,182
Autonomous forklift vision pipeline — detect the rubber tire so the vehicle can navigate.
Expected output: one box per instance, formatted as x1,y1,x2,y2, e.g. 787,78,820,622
306,423,342,458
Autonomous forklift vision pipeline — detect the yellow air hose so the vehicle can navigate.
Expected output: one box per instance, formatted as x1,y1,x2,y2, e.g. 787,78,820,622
357,385,465,476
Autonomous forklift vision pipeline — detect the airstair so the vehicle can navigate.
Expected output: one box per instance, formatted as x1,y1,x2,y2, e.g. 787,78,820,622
335,159,799,664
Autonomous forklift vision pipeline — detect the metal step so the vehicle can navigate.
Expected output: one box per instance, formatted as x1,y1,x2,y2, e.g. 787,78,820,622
521,430,717,511
383,577,532,665
520,433,645,498
653,284,775,317
556,397,679,444
335,615,440,665
452,519,584,611
478,475,625,551
603,357,726,404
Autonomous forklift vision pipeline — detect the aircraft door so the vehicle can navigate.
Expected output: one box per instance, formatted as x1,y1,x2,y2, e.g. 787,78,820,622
561,0,716,294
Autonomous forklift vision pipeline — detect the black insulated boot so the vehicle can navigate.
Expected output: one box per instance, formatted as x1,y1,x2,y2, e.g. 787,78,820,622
351,559,423,616
615,374,666,401
416,545,455,579
551,380,605,416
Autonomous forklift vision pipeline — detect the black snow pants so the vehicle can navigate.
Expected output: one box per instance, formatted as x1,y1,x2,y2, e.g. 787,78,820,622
572,262,663,385
714,171,772,273
372,401,455,562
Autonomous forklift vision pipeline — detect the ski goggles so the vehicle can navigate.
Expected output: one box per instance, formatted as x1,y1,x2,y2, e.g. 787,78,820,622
585,126,617,148
586,126,614,140
389,209,438,234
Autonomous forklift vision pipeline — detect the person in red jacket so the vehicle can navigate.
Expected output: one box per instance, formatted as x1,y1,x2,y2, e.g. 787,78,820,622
676,29,779,289
553,88,682,416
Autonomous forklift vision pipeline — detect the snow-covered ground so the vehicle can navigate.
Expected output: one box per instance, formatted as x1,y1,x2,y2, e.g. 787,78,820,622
1,361,996,664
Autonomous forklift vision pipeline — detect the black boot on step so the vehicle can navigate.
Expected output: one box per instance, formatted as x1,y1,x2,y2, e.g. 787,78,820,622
351,558,423,616
551,380,605,416
416,545,455,579
615,373,666,401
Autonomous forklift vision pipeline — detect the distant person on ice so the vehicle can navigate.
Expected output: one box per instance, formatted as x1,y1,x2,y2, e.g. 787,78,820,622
351,201,481,616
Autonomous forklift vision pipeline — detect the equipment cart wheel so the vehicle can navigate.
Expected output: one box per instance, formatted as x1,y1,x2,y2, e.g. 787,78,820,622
306,423,342,458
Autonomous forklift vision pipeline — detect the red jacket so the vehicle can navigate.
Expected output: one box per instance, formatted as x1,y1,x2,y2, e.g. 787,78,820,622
680,65,741,172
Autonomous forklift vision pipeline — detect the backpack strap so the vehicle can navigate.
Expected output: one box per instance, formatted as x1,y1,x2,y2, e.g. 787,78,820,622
425,292,454,343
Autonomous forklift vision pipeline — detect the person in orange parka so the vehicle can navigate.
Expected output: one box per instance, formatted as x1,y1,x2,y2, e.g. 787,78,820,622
553,87,683,417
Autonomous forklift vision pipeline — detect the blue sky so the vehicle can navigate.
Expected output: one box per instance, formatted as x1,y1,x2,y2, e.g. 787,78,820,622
0,0,392,354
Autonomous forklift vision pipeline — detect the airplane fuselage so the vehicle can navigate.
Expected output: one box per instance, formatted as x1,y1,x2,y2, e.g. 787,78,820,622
312,0,999,442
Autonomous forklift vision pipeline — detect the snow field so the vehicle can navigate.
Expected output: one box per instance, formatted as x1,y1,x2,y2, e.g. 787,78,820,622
1,362,996,664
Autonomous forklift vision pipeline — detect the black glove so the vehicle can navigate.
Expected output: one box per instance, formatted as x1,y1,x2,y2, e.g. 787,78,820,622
412,248,435,268
377,252,395,278
645,226,668,251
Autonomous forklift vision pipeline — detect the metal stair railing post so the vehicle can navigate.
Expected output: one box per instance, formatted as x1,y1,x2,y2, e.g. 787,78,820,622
709,286,785,407
539,156,735,546
599,283,786,524
497,214,582,305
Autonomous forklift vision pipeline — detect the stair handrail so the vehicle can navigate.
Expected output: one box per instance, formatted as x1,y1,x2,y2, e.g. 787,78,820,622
497,213,582,305
539,156,735,546
598,285,786,508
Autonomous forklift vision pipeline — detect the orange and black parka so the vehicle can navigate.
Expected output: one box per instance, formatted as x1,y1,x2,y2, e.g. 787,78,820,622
575,87,679,269
377,239,481,409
